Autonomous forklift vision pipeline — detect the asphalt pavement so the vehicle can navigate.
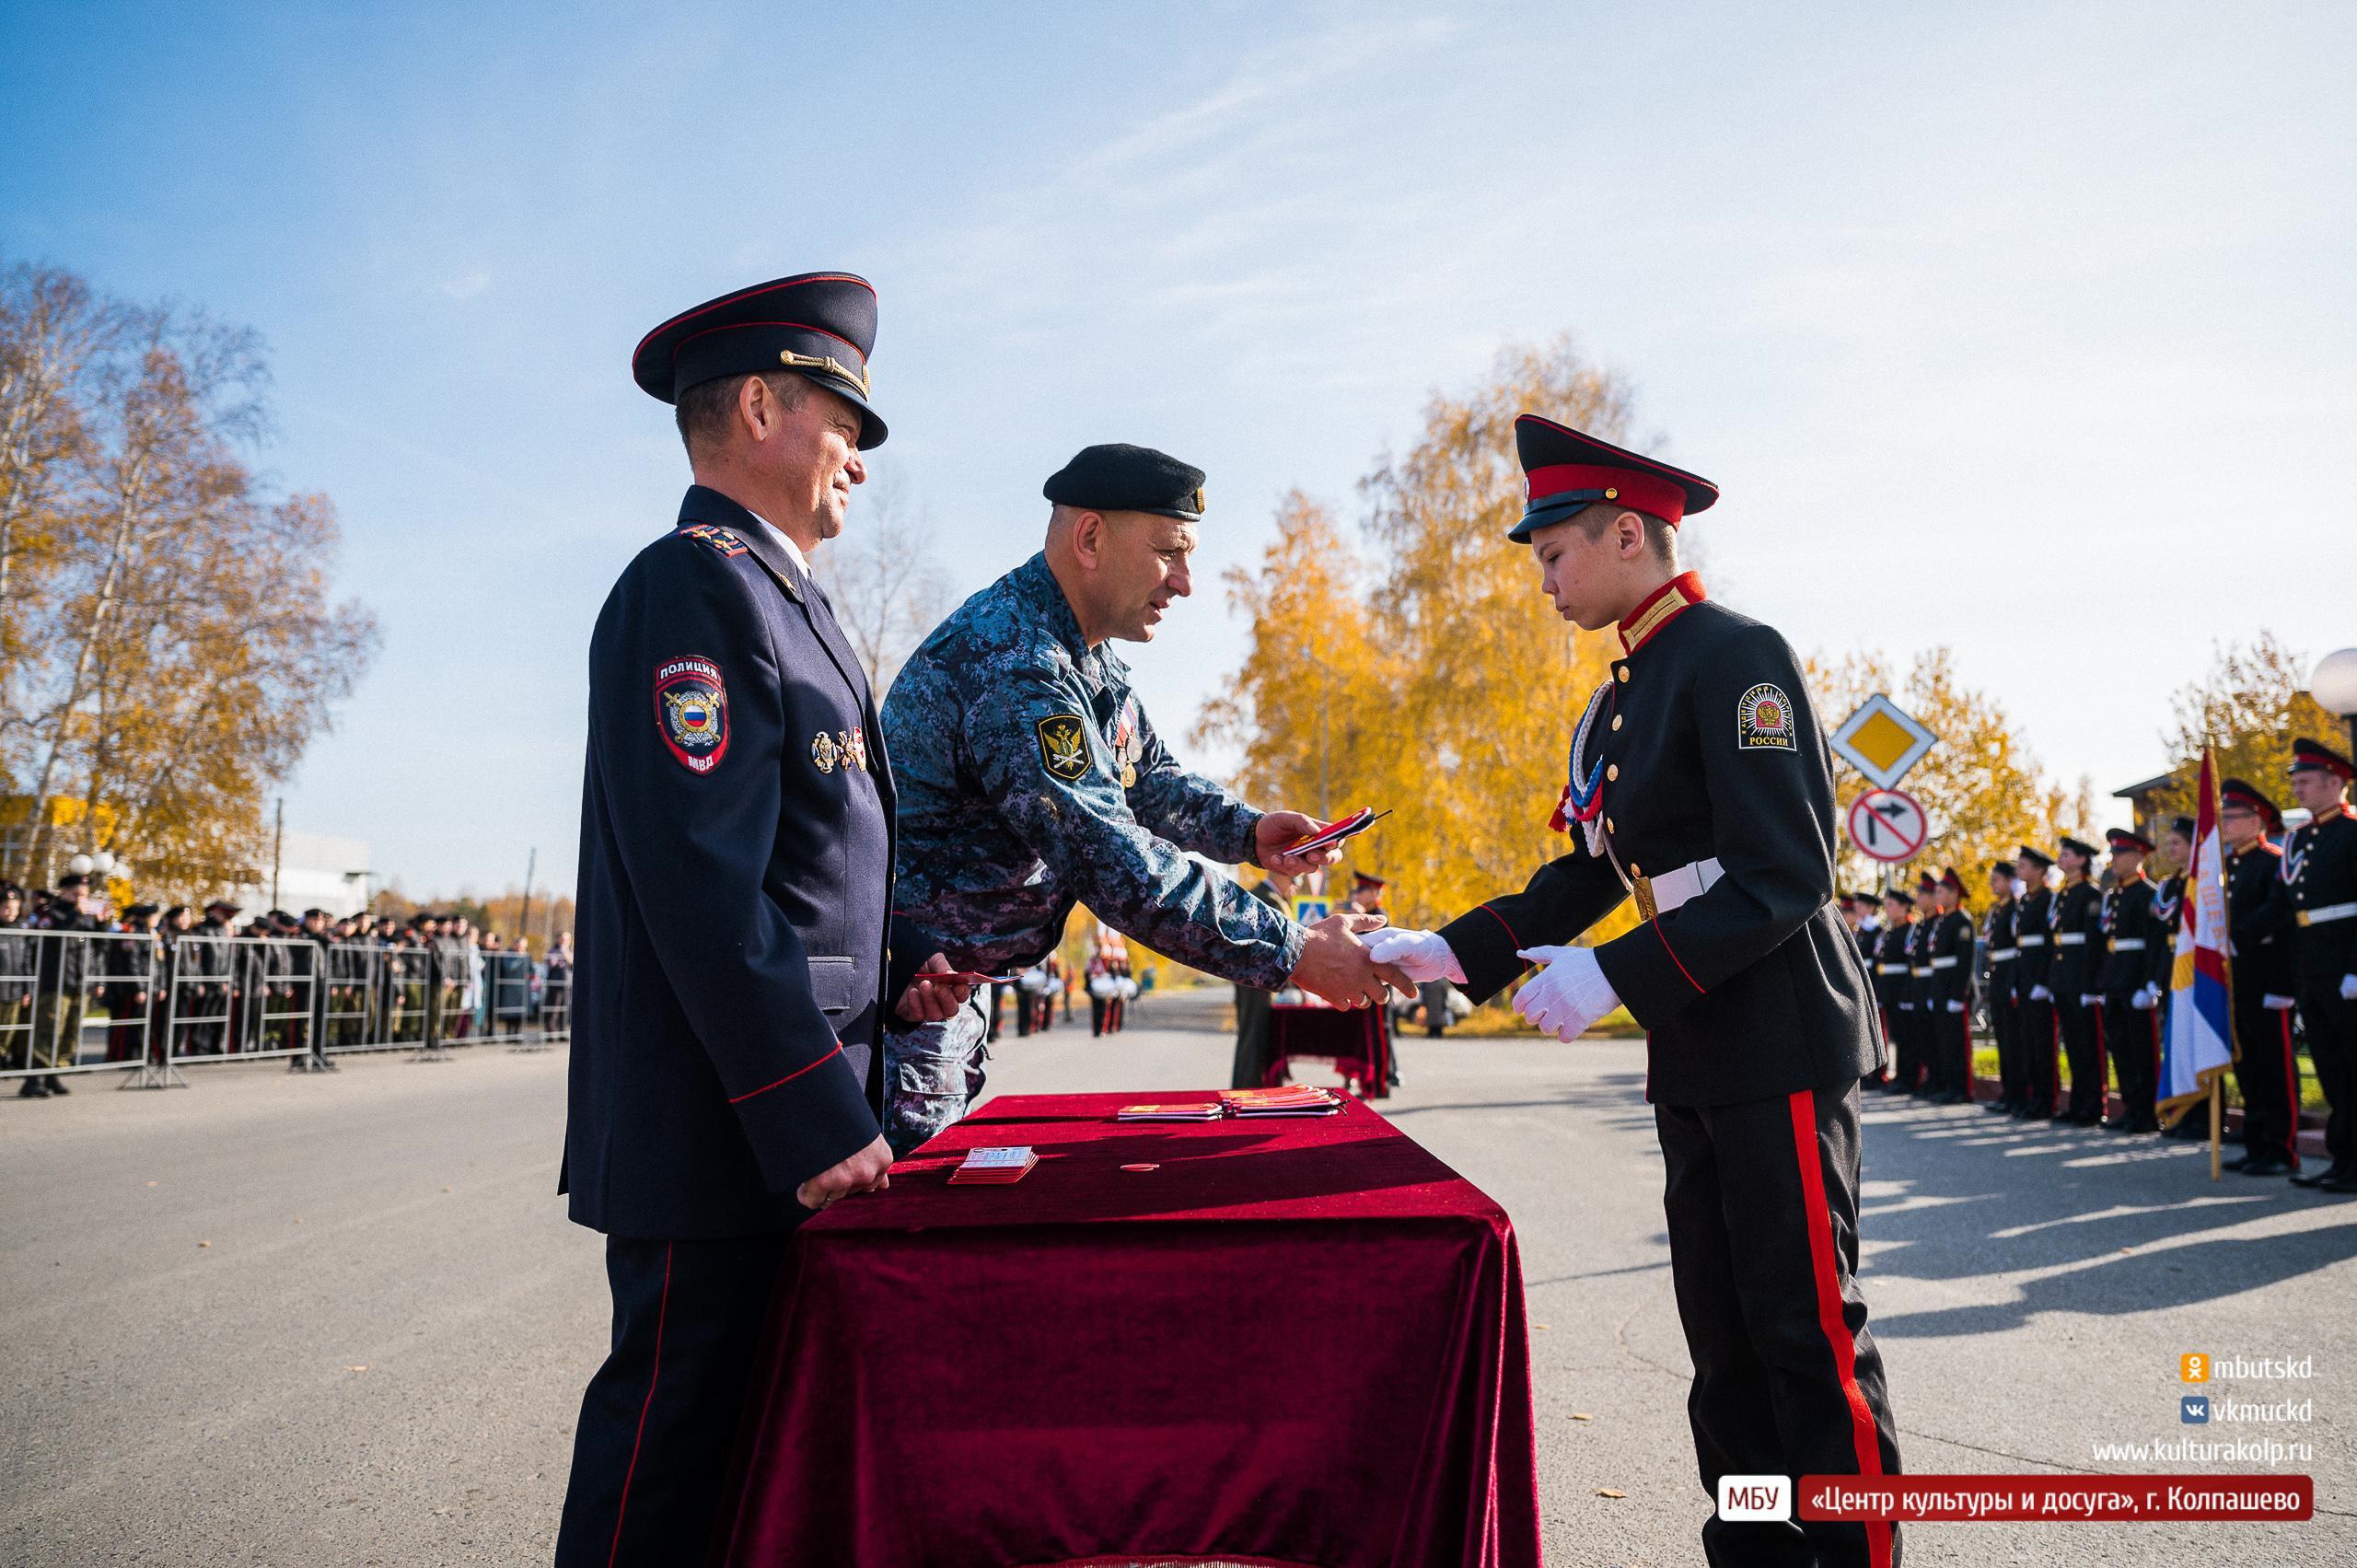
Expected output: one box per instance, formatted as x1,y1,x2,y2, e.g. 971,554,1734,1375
3,990,2351,1565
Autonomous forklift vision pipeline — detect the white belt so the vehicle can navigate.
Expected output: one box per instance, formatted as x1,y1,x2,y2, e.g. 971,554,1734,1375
1932,956,1960,970
2298,902,2357,926
1991,949,2017,961
1910,967,1933,977
1643,856,1724,915
2109,937,2146,951
2017,935,2047,947
2054,932,2086,946
1876,963,1907,975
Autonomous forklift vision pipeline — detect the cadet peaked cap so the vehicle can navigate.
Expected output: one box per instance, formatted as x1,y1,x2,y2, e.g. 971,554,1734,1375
1937,866,1966,892
631,272,886,449
1509,414,1719,542
2169,814,2196,840
1352,872,1387,891
1990,858,2016,875
1043,444,1204,520
1883,889,1914,907
2291,737,2355,782
2017,844,2055,868
122,902,159,918
2107,827,2154,854
2220,777,2282,827
2058,836,2099,859
1916,870,1939,891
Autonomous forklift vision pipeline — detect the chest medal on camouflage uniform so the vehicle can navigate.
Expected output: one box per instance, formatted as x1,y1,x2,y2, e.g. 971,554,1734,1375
1036,714,1091,781
653,656,730,774
1113,700,1140,788
1736,682,1796,750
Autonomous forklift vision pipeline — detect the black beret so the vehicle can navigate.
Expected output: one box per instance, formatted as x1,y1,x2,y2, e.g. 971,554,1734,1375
2169,815,2197,839
1990,859,2015,875
122,902,159,918
1043,444,1204,520
631,272,886,449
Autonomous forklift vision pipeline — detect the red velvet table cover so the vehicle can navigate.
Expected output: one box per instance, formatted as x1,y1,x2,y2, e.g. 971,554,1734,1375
1267,1004,1394,1098
720,1092,1541,1568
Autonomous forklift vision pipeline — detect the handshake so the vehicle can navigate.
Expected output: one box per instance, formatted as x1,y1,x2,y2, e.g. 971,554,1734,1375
1291,922,1623,1042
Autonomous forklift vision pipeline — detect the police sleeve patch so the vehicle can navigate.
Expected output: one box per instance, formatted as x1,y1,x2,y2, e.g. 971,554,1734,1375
655,656,730,773
1736,682,1796,750
1035,714,1091,781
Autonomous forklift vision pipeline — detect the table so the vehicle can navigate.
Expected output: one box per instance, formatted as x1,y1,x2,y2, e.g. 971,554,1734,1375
1268,1001,1395,1098
719,1092,1541,1568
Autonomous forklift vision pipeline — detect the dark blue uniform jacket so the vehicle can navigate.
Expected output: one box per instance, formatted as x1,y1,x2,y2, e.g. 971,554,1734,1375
565,485,936,1238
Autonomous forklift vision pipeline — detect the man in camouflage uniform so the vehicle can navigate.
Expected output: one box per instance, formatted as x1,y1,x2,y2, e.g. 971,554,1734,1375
879,442,1393,1155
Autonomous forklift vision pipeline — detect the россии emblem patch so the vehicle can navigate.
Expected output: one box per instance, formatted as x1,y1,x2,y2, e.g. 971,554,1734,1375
1036,714,1091,782
655,656,729,773
1736,681,1796,750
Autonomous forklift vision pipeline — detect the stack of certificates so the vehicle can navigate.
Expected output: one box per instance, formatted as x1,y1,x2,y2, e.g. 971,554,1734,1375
1220,1086,1342,1118
948,1145,1039,1184
1114,1102,1226,1122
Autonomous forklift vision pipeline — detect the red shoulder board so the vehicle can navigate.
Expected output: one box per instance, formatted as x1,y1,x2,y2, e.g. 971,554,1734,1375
678,523,749,558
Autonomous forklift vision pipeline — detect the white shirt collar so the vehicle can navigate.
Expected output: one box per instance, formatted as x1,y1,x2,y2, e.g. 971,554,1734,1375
744,508,808,574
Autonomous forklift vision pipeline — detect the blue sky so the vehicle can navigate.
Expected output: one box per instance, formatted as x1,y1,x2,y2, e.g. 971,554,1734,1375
6,2,2352,899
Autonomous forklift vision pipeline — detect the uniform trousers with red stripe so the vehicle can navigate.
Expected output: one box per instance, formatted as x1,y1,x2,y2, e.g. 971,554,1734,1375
1656,1080,1903,1568
556,1233,791,1567
2229,993,2302,1166
2014,995,2060,1116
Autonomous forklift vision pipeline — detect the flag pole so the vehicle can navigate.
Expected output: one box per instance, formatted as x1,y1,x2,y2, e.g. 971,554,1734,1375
2209,1077,2222,1183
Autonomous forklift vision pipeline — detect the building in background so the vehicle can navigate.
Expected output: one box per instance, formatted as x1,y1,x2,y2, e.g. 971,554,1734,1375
230,830,374,918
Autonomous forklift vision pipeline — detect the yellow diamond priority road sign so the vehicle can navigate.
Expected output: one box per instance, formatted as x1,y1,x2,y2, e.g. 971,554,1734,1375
1829,694,1937,790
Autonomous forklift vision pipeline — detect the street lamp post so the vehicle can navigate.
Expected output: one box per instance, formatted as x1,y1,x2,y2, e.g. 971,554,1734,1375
2314,648,2357,763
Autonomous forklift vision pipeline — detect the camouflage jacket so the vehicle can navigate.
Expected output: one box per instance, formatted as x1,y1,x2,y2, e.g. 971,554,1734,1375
882,552,1303,987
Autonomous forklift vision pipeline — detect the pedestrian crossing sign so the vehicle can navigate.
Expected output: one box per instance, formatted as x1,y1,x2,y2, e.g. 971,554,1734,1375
1829,694,1937,789
1293,897,1331,925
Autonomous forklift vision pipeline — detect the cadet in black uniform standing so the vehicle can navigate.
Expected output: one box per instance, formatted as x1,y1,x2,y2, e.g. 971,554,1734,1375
1904,869,1939,1096
558,273,969,1564
1982,861,2019,1112
2218,779,2300,1176
1366,418,1899,1568
2012,845,2061,1119
1870,890,1914,1093
2050,837,2107,1123
2283,738,2357,1191
2099,828,2165,1132
1927,868,1977,1102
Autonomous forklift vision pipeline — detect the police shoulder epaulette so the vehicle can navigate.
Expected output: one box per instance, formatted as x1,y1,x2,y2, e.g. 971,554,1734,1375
676,523,750,559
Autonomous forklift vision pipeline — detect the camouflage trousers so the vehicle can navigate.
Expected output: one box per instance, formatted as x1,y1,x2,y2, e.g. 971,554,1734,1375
881,994,992,1157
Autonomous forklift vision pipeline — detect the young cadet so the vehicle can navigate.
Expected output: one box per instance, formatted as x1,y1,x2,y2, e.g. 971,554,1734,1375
562,273,973,1563
1982,860,2019,1112
2050,837,2107,1124
1367,416,1900,1568
1870,889,1916,1092
1904,869,1940,1096
2284,738,2357,1191
2153,815,2204,1140
2100,827,2165,1133
1927,867,1977,1103
2012,845,2061,1119
2218,779,2300,1177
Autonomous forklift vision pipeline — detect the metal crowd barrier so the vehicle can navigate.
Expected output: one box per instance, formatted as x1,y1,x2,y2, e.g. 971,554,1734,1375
0,930,572,1090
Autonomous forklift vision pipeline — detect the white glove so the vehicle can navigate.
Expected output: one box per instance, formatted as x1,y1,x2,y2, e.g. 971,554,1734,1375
2030,984,2052,1001
1945,1000,1966,1014
1513,945,1619,1041
2264,993,2297,1010
2080,993,2104,1007
2131,983,2159,1011
1364,928,1465,985
2342,973,2357,1002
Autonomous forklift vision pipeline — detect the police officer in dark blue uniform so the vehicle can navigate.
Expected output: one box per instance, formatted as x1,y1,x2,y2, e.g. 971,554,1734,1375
1367,417,1900,1568
557,272,969,1565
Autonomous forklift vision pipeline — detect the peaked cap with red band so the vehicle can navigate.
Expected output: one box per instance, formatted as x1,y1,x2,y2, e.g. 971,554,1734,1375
632,272,887,448
1508,414,1719,542
2219,776,2283,828
2107,827,2154,854
2291,736,2355,784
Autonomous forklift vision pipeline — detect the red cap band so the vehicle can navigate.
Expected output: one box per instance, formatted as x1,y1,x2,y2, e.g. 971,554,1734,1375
1525,464,1689,526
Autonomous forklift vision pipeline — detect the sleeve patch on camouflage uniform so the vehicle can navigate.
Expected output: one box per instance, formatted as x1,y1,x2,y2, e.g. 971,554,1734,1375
1736,682,1796,750
655,656,730,773
679,523,749,558
1035,714,1091,781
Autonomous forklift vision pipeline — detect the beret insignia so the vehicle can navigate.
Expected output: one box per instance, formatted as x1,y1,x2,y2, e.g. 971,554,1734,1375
1736,682,1795,751
1036,714,1091,782
654,657,729,773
